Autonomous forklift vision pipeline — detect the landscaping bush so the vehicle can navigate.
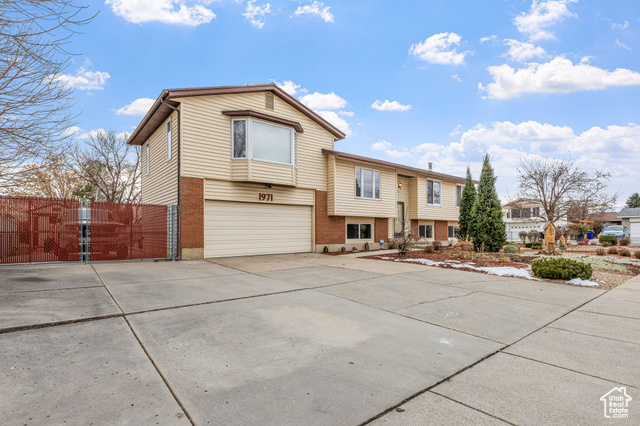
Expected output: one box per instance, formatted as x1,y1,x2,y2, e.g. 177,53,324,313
527,229,539,243
518,231,528,245
432,241,442,251
608,247,618,255
424,245,434,253
525,242,543,249
599,235,618,246
635,251,640,259
619,248,631,257
532,258,593,280
596,248,606,256
503,244,520,254
619,238,631,246
498,257,510,263
602,242,612,247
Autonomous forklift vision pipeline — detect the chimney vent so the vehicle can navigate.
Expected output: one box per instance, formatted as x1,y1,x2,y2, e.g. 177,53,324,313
428,162,433,171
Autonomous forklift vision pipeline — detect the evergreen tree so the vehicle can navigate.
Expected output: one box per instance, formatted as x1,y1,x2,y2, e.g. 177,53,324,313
470,154,506,252
458,166,476,239
626,193,640,208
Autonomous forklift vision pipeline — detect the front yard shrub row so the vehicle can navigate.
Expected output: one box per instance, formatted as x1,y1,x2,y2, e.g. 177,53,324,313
599,235,618,245
608,247,618,255
532,258,593,280
503,244,520,254
525,242,543,249
619,238,631,246
619,248,631,257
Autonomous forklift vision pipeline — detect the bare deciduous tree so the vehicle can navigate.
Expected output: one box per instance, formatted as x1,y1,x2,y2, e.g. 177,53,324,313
517,156,617,224
71,130,140,203
5,155,80,198
0,1,92,185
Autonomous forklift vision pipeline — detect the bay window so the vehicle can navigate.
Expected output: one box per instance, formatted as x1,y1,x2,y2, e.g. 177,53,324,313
355,166,381,199
232,118,295,165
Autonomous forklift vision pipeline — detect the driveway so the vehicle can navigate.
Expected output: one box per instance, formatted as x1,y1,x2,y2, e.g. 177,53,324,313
0,254,637,425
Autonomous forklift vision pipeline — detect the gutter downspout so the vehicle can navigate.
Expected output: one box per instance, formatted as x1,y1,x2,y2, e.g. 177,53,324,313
162,100,182,260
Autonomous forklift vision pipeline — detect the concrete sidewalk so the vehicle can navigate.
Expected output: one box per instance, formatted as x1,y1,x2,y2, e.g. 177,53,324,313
0,254,636,425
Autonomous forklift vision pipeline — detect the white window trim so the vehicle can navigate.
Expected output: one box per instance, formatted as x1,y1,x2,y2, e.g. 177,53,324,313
456,184,464,208
231,118,296,166
427,178,442,206
145,142,149,175
166,119,172,161
346,222,374,240
355,166,381,200
448,225,460,239
418,224,434,239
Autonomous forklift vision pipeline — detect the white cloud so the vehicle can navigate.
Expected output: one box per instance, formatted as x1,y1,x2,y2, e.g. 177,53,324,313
409,32,469,66
371,140,410,158
480,35,498,43
299,91,347,110
452,74,461,82
49,65,110,91
338,111,355,117
449,124,463,136
243,0,271,29
615,38,631,50
479,56,640,99
61,126,80,137
504,39,547,62
514,0,578,41
612,20,629,30
273,80,303,96
77,128,107,140
105,0,216,26
293,1,334,23
115,97,155,116
315,111,351,136
371,100,412,112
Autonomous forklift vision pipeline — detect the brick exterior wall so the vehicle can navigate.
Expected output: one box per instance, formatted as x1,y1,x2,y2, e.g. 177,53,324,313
435,220,448,241
180,177,204,250
410,219,419,238
375,218,389,241
315,190,345,244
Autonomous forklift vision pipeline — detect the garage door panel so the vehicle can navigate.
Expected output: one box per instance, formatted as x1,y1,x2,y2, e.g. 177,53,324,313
205,201,312,258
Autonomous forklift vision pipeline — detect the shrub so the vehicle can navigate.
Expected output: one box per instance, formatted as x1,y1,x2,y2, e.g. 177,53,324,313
455,236,474,252
432,241,442,251
619,248,631,257
602,242,612,247
619,238,631,246
525,242,543,249
599,235,618,246
527,229,539,243
608,247,618,255
503,244,520,254
635,251,640,259
596,248,606,256
424,245,434,254
498,256,511,263
532,258,593,280
518,231,528,245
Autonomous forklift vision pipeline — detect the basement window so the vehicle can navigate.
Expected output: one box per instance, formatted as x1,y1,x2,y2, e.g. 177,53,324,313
347,223,372,240
232,118,295,165
419,224,433,239
448,225,460,238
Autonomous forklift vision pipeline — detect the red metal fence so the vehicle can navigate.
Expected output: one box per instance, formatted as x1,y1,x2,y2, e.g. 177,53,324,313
0,195,174,265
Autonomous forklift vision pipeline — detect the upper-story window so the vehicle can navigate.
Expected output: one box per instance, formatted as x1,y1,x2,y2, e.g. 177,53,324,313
427,179,441,205
456,184,463,207
355,166,381,200
232,118,295,165
166,120,172,161
145,142,150,175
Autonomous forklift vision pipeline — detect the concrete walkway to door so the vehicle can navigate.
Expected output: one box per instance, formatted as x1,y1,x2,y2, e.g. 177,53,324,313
0,253,637,425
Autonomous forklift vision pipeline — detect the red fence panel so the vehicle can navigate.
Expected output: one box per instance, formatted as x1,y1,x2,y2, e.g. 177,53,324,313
0,195,79,264
89,201,168,262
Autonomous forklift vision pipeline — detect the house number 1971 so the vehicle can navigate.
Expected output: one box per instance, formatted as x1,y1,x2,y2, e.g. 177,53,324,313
259,193,273,202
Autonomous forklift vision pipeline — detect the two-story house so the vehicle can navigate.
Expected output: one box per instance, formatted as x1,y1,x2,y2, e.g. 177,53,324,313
127,84,466,259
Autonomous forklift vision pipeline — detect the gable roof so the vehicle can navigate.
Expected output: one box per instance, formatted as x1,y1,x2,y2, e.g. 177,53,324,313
322,149,468,183
619,207,640,218
126,84,346,146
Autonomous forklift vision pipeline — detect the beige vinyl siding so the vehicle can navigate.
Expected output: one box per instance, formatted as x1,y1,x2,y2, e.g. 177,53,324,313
140,110,178,205
331,159,396,217
204,179,314,206
204,200,312,257
345,216,375,241
408,176,418,219
248,159,297,187
388,219,394,239
179,92,334,190
327,155,336,214
417,176,460,221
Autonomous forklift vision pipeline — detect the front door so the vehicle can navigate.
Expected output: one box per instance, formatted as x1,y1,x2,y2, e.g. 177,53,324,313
395,202,405,236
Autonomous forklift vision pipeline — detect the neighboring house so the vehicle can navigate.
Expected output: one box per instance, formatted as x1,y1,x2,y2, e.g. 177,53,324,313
599,211,623,227
502,200,567,242
618,207,640,245
127,84,465,259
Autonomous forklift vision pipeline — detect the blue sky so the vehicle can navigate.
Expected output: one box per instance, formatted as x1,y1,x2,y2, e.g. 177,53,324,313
60,0,640,203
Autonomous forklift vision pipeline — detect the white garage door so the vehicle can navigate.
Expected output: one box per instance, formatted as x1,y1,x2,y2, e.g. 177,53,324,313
204,201,312,258
631,218,640,245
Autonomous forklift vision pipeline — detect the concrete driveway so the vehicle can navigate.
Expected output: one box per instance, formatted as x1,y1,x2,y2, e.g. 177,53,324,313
0,254,637,425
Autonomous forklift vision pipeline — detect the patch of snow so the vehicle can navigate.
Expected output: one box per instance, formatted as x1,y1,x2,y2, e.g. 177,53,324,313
566,278,599,287
394,258,538,280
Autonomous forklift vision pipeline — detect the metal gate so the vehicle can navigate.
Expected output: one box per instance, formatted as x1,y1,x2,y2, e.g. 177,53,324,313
0,195,176,265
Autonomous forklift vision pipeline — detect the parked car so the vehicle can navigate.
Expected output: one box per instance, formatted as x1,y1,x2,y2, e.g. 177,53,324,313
598,225,630,239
